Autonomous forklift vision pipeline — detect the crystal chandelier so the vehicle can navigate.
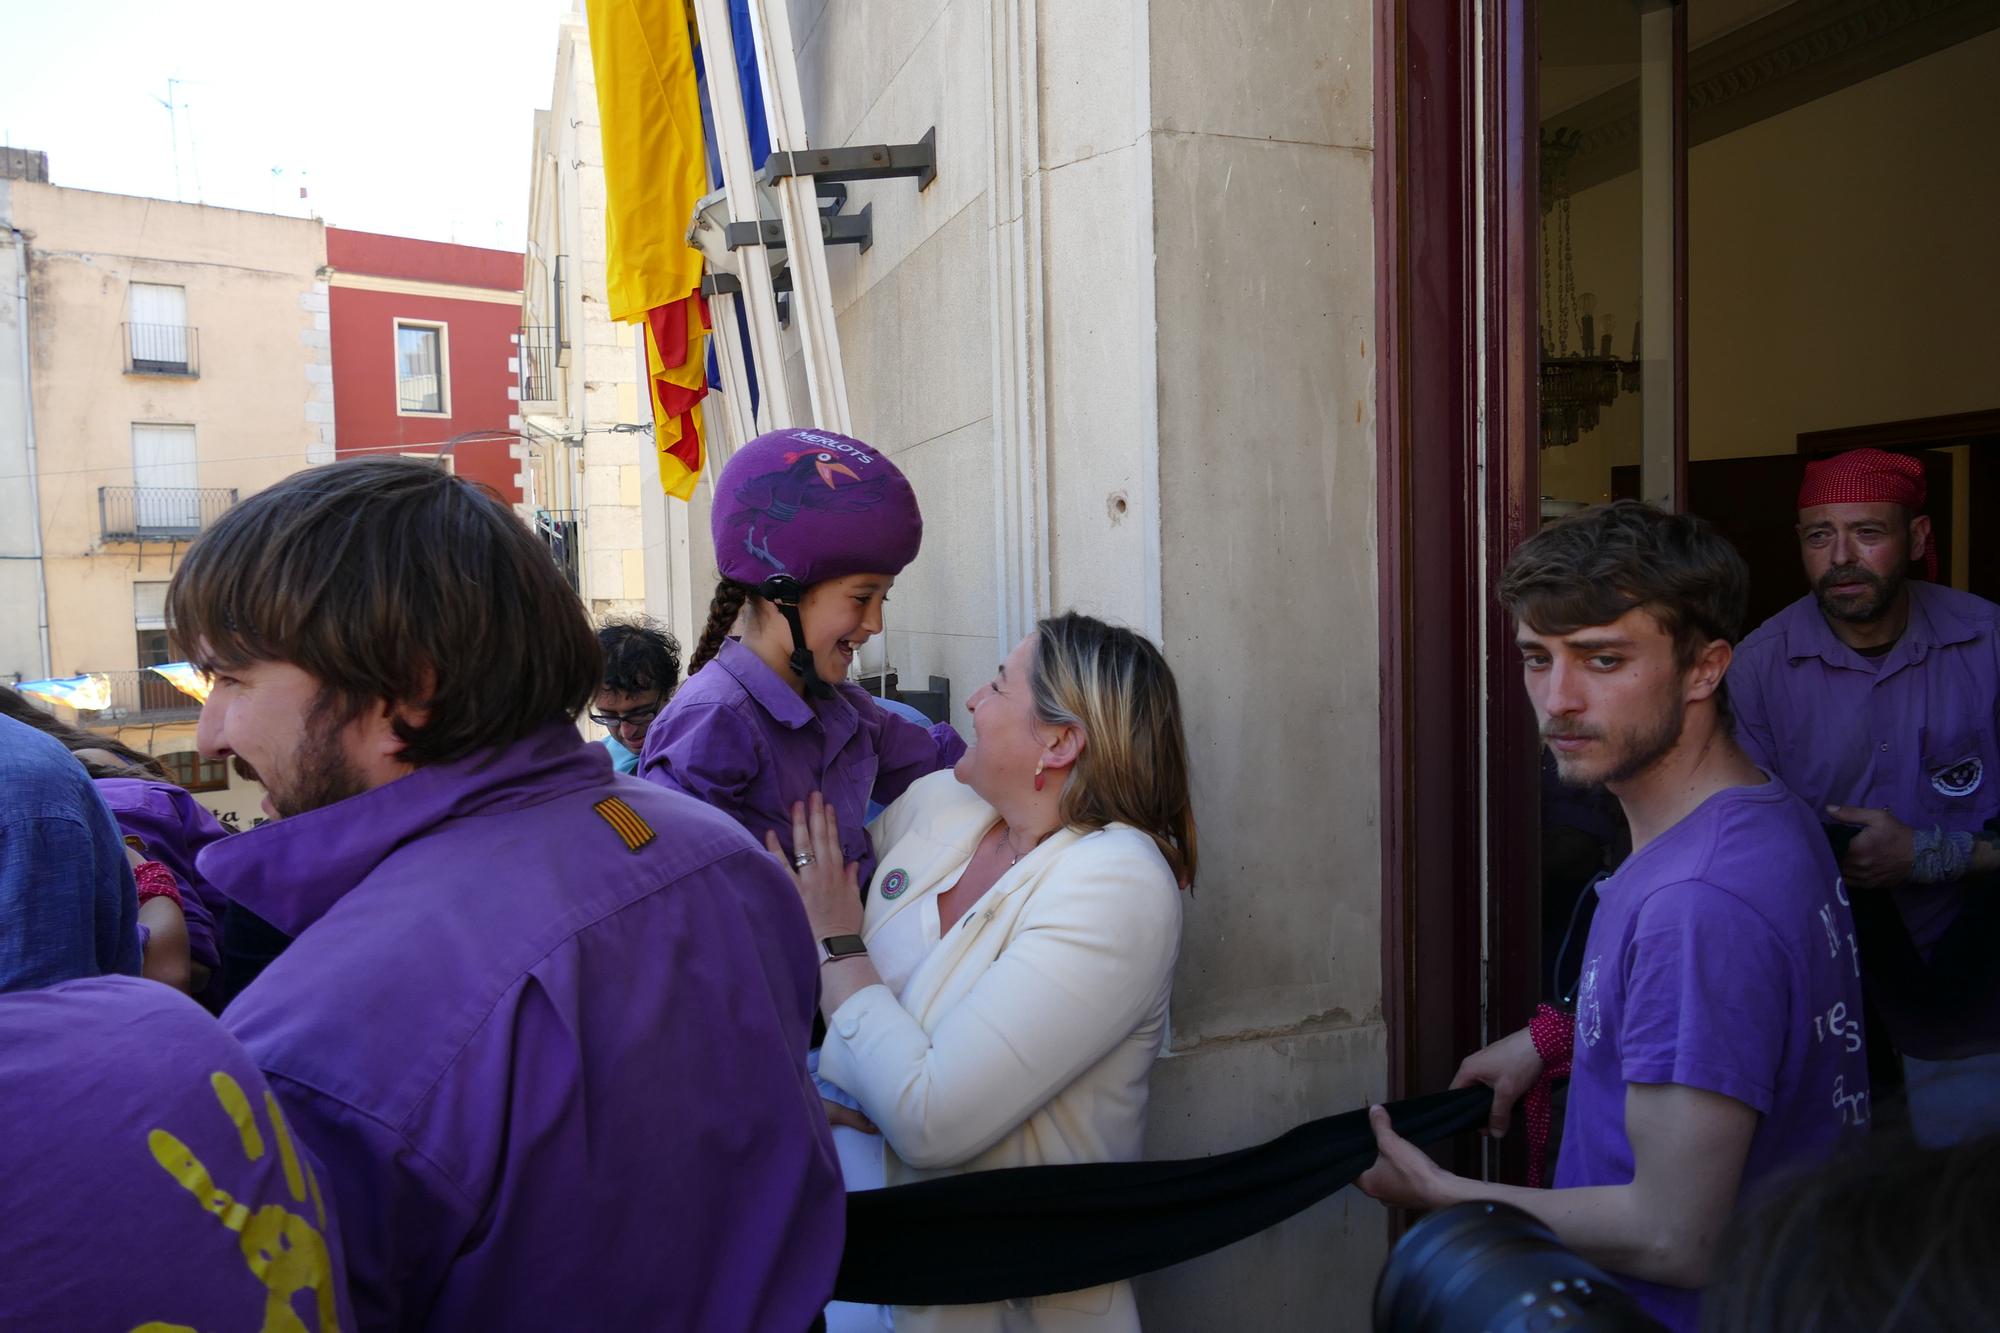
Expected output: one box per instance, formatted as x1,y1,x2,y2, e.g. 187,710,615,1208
1540,128,1641,448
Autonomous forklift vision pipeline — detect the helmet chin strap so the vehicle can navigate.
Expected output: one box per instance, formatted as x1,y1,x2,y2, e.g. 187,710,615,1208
759,576,835,699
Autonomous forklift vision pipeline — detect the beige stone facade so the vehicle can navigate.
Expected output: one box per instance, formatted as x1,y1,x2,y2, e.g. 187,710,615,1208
518,12,703,655
1,180,331,823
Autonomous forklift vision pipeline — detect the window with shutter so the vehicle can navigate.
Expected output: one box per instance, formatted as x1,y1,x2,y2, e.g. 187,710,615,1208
130,424,199,532
128,284,190,372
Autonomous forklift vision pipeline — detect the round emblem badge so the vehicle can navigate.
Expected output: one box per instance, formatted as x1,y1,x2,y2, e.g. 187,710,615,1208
879,868,910,900
1931,755,1984,798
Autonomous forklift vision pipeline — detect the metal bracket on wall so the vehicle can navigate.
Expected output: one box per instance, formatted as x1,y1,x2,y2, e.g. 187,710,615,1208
725,204,873,253
703,269,796,298
761,128,937,192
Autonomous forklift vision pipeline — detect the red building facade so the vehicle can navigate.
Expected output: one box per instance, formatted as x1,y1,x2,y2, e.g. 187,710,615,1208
326,228,524,502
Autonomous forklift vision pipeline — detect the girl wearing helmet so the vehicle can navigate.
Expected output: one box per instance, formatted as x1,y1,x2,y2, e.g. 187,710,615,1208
638,428,965,892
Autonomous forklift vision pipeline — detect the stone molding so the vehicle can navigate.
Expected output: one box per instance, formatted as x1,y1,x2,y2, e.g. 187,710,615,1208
986,0,1051,649
1550,0,2000,190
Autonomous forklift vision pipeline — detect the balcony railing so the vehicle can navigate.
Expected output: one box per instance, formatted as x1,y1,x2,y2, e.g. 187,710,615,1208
535,508,581,594
519,325,557,405
124,323,199,376
77,669,204,724
99,485,238,543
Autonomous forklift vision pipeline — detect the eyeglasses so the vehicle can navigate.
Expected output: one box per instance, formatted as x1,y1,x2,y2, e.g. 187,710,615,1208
588,702,663,729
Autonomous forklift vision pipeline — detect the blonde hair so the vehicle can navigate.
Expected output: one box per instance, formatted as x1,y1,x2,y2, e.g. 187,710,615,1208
1030,613,1198,888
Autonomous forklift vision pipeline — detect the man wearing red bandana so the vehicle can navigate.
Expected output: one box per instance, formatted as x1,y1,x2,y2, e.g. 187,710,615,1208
1729,447,2000,1145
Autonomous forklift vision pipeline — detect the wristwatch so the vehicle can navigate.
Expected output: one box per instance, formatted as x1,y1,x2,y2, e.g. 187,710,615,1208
818,933,868,966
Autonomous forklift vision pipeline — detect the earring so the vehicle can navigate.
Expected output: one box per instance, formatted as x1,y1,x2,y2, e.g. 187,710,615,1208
1033,762,1046,793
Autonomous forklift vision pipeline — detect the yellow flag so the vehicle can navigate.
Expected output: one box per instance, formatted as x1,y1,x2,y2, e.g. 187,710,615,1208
586,0,709,323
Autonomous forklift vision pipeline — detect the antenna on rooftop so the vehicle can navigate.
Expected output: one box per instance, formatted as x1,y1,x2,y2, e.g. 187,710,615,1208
151,78,198,202
151,81,182,201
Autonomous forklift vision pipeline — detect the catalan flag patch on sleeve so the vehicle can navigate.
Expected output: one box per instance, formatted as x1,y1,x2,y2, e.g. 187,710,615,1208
593,796,656,853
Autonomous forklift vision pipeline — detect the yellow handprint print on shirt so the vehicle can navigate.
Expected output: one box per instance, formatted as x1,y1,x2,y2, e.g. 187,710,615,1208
132,1071,340,1333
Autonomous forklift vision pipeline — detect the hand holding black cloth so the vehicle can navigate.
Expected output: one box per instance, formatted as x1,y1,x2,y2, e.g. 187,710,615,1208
835,1085,1493,1306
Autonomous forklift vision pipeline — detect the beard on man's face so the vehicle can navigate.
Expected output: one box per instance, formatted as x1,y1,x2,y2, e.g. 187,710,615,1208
1544,684,1687,790
263,703,369,818
1813,561,1904,624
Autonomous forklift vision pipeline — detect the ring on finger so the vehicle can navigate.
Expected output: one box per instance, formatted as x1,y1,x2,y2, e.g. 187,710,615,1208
793,851,816,869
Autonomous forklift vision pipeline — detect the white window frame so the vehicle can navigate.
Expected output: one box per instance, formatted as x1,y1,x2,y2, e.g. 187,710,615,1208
393,318,451,418
130,423,200,531
128,283,191,372
400,450,456,474
133,581,170,631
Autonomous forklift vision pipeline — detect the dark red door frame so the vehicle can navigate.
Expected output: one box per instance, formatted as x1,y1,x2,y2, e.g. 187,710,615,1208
1380,0,1700,1182
1376,0,1542,1168
1374,0,1490,1118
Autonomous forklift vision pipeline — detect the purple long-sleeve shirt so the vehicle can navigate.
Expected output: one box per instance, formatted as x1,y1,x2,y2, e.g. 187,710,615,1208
1730,582,2000,1056
640,637,966,889
95,776,232,974
0,974,352,1330
207,720,843,1331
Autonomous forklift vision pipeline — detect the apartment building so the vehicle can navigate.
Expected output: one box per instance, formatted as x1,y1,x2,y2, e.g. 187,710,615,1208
326,227,525,502
1,161,331,825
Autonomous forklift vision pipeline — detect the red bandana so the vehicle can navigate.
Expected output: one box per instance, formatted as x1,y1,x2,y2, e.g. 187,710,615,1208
1797,448,1935,579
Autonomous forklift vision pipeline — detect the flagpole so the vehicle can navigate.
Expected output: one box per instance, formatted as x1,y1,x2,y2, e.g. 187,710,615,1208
743,0,853,435
688,0,798,431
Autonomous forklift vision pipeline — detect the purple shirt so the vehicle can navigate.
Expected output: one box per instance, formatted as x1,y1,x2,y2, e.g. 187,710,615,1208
640,637,966,888
96,776,232,974
0,974,352,1329
1555,781,1869,1332
1731,583,2000,952
207,720,843,1331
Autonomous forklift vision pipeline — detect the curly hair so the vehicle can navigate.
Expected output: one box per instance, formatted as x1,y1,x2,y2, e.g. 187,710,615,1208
598,618,683,698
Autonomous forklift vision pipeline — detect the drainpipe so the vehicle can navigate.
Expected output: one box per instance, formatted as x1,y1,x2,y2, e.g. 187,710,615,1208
10,224,52,678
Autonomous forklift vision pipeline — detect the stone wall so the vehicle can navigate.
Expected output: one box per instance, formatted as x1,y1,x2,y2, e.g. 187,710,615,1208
785,0,1387,1325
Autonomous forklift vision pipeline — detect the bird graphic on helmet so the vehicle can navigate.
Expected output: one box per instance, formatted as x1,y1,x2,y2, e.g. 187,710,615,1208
728,447,888,570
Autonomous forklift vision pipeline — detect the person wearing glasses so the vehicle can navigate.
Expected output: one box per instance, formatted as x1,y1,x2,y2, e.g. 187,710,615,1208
592,619,683,775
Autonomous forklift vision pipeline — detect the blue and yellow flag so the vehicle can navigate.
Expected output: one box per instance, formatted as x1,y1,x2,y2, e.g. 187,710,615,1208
16,674,112,712
150,662,213,704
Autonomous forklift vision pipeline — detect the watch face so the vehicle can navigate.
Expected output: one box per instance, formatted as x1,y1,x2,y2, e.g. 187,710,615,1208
823,934,867,958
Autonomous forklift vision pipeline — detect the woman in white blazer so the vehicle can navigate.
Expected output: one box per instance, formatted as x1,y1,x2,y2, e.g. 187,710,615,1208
771,612,1197,1333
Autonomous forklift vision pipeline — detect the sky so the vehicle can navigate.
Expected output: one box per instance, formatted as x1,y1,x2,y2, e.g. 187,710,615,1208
2,0,581,249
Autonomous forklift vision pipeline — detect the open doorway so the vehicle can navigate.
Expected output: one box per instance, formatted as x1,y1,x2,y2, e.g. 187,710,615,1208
1522,0,2000,1119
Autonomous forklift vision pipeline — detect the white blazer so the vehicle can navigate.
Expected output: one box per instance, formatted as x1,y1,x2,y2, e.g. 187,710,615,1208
818,771,1184,1333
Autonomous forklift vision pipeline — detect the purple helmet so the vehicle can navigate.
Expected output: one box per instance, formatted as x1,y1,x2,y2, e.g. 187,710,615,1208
711,428,923,588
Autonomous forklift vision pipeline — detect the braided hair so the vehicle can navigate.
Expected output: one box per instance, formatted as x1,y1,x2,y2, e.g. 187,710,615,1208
689,579,756,675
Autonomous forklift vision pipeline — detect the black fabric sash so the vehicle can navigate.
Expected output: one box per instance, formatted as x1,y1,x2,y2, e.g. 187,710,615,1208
834,1085,1493,1306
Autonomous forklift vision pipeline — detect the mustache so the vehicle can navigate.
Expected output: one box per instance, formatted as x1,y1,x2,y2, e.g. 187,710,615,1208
1542,725,1602,742
1817,564,1883,593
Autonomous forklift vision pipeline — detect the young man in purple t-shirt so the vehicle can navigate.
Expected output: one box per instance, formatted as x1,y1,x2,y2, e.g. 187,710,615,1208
1360,501,1870,1332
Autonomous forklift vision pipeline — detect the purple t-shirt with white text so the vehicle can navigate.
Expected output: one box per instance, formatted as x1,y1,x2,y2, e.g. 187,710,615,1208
1554,779,1869,1332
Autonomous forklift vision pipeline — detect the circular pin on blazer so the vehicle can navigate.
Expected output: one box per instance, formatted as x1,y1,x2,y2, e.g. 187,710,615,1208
879,868,910,900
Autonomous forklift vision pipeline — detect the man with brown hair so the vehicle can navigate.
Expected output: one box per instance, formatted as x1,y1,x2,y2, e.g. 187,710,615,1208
173,459,842,1331
1359,501,1868,1332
